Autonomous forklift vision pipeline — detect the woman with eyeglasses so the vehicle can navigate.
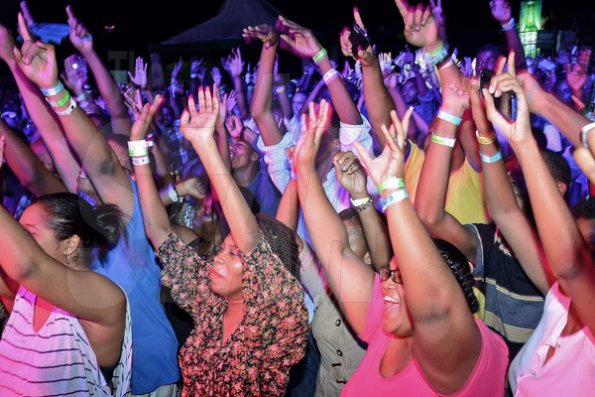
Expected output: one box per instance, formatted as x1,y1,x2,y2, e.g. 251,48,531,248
295,103,508,396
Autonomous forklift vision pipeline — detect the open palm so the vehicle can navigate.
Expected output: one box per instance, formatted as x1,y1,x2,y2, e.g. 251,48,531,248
180,85,221,143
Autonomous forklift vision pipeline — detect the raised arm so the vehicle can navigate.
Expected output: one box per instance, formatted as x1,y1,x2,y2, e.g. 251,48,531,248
334,151,392,269
489,0,527,70
295,101,374,335
0,120,66,196
222,48,249,119
278,16,362,125
14,39,134,217
470,60,549,294
244,25,284,146
66,6,133,136
485,66,595,334
0,21,80,192
338,10,393,148
181,86,259,253
356,103,481,394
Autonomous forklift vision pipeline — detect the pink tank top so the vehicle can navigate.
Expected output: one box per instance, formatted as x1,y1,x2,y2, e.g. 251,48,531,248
341,277,508,396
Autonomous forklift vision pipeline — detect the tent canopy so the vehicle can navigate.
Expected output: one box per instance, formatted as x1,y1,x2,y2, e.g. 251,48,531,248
161,0,284,48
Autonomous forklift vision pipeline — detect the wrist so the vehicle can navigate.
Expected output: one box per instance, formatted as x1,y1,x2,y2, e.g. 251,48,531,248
423,40,444,54
350,190,369,200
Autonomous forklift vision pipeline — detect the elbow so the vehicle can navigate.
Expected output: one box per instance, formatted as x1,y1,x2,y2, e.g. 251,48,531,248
415,203,443,229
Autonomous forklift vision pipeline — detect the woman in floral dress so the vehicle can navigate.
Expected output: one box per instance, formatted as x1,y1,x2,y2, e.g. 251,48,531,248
132,88,308,396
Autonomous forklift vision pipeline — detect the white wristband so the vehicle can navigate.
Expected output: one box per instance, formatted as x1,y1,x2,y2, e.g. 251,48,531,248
167,185,180,203
132,156,150,166
323,68,339,85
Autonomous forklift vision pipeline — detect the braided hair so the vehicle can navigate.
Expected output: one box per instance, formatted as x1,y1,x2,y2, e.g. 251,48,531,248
434,239,479,314
255,214,300,279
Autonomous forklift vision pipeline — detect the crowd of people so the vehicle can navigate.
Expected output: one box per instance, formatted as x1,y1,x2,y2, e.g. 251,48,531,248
0,0,594,396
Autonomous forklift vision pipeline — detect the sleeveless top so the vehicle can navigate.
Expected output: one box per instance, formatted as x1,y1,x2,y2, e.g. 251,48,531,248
0,286,132,397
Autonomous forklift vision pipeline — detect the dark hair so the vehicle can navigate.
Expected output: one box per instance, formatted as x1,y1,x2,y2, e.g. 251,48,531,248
476,44,504,57
255,214,300,279
541,149,571,188
434,239,479,314
573,197,595,220
33,193,127,262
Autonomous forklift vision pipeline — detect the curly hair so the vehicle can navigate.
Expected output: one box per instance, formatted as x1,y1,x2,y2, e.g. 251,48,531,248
434,239,479,314
255,214,300,279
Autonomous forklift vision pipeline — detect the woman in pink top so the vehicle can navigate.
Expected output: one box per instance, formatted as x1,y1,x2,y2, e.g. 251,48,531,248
294,99,508,396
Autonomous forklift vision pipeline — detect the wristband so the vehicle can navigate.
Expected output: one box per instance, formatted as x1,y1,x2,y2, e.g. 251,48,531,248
323,68,339,84
438,55,455,70
54,98,78,116
132,156,150,166
41,81,64,97
354,198,373,213
476,130,497,145
128,140,151,157
431,133,456,148
167,185,180,203
437,110,462,126
480,150,503,164
378,177,405,194
275,85,286,93
313,48,328,64
350,196,371,207
581,122,595,148
381,189,408,213
46,90,71,108
501,18,516,31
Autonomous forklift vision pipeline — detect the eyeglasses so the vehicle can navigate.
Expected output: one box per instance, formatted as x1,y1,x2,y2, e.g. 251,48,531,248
379,267,402,284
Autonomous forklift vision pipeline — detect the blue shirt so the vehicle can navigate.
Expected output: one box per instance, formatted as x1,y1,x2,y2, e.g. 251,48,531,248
92,180,180,393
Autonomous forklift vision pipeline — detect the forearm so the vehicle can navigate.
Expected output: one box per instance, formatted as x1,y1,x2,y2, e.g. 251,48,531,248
277,85,292,118
362,59,394,147
533,91,588,148
232,76,249,119
215,125,232,170
513,138,586,277
358,205,392,270
83,50,132,135
276,178,299,232
7,62,79,192
134,161,172,249
317,57,362,125
387,86,417,140
504,29,527,71
0,122,66,196
251,44,284,145
192,138,259,253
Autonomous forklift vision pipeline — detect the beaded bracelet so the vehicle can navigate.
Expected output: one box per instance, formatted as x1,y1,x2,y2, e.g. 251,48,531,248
437,110,462,126
41,81,64,97
480,150,503,164
431,133,456,148
378,177,405,194
313,48,328,64
381,189,408,213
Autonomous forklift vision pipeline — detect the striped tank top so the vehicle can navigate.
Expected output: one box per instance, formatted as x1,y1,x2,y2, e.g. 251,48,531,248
0,287,132,396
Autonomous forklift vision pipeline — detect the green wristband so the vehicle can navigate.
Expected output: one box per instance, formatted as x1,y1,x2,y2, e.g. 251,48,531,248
313,48,328,64
378,177,405,194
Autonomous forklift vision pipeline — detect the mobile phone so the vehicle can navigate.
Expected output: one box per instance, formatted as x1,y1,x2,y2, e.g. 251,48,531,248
480,69,517,121
349,24,370,57
479,69,493,98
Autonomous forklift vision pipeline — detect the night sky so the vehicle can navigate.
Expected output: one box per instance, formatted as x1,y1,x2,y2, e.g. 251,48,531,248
1,0,593,72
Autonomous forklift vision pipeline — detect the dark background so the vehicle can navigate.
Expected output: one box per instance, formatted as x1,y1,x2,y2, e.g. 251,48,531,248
1,0,593,74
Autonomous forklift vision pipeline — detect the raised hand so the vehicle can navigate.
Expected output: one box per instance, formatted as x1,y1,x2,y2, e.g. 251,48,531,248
14,15,59,90
222,48,245,78
355,108,412,185
66,5,93,55
226,114,244,139
178,177,207,200
211,67,222,86
128,57,148,89
294,100,331,170
334,151,367,199
443,77,471,113
190,57,203,75
242,24,278,48
130,95,165,141
171,58,183,82
226,89,238,114
62,54,87,95
566,63,587,93
180,85,221,143
393,0,438,49
277,16,323,59
339,8,375,66
489,0,512,24
483,52,531,144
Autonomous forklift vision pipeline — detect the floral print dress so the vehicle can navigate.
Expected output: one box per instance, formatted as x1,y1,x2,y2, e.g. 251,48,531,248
157,232,308,396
